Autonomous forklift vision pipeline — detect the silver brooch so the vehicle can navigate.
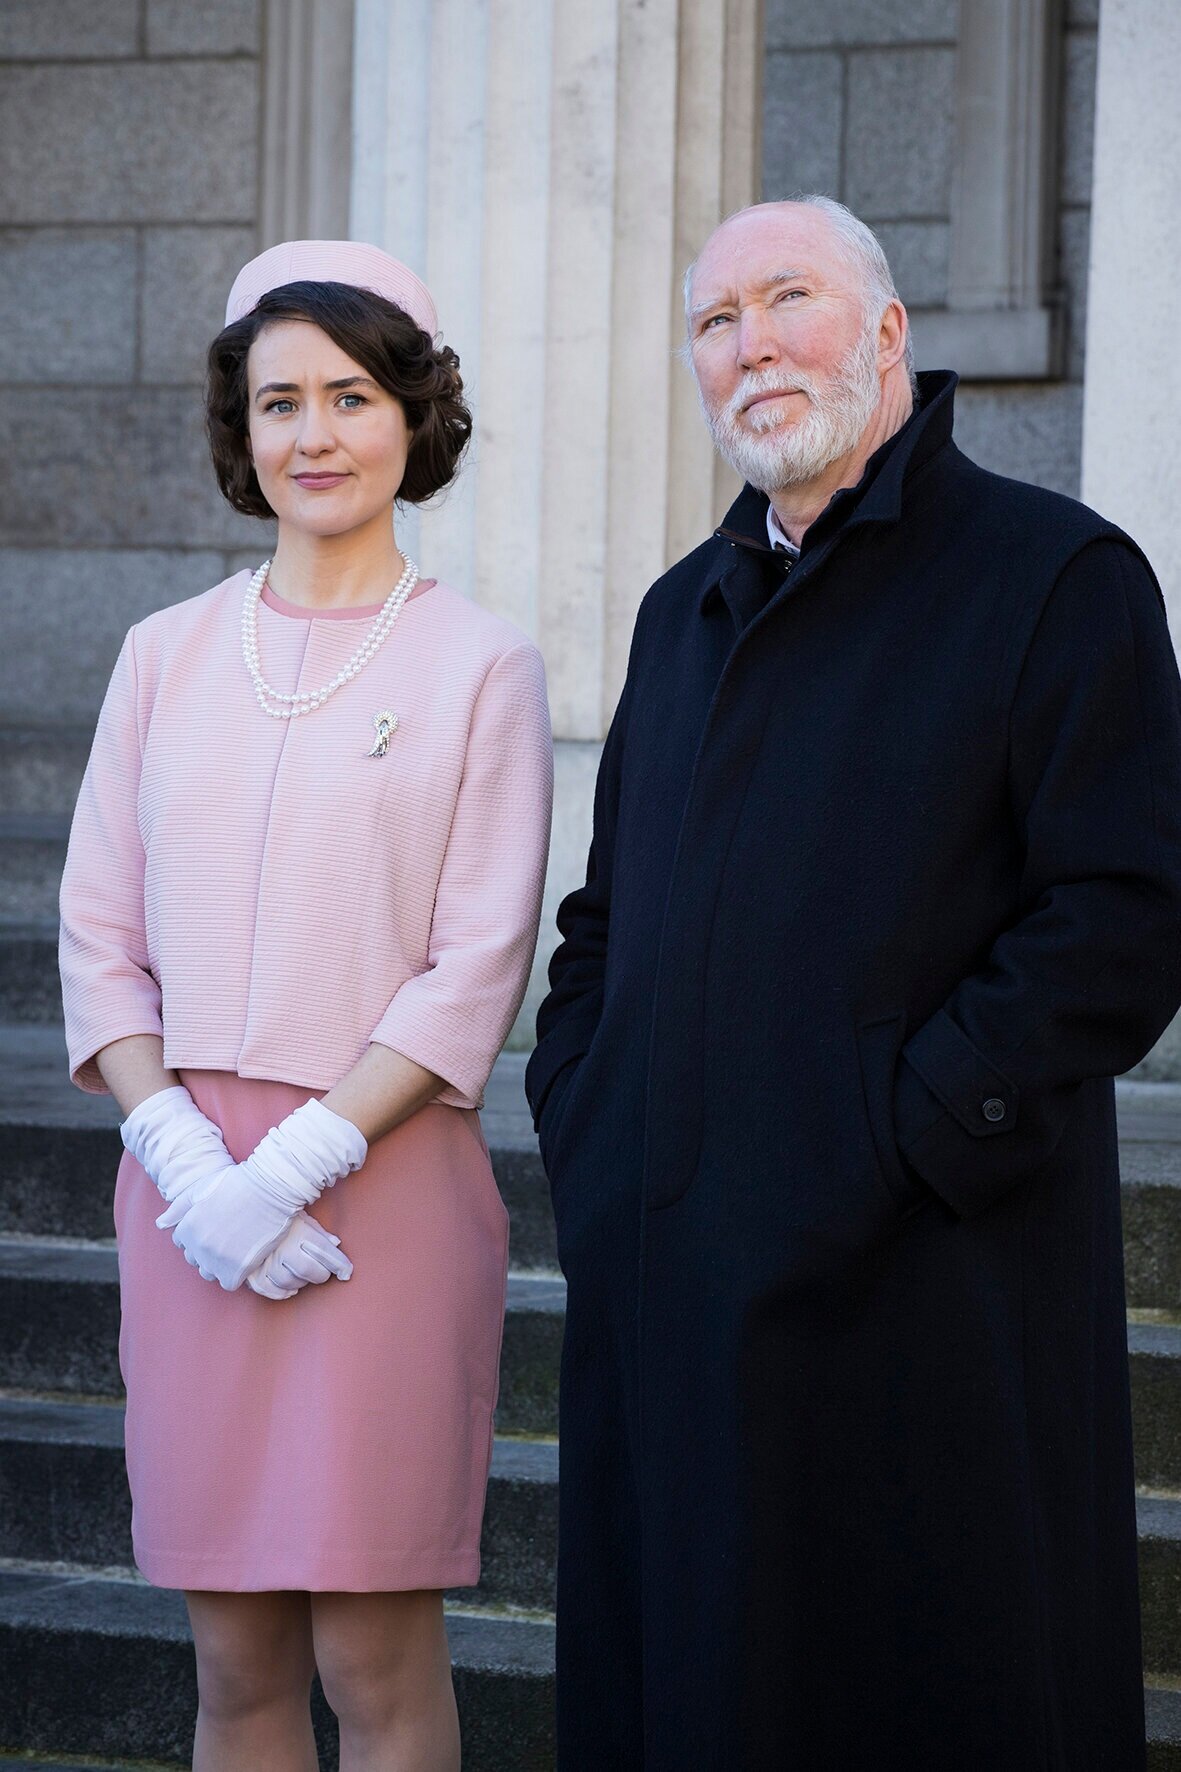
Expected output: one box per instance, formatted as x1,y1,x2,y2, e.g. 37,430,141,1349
368,710,398,758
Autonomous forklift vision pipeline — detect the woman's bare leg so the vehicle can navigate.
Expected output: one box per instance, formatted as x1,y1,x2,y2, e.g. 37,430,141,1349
185,1589,318,1772
311,1589,459,1771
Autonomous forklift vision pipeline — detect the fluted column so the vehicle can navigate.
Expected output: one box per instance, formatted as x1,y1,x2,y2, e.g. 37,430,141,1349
1081,0,1181,644
350,0,763,1027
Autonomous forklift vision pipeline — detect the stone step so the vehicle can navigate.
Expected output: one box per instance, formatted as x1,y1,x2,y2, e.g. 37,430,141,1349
6,1031,1181,1302
1148,1685,1181,1772
0,1029,558,1270
1117,1086,1181,1313
0,1504,1175,1767
0,1394,556,1614
1125,1165,1181,1316
0,723,92,817
0,814,68,920
9,1231,1177,1492
1140,1495,1181,1680
2,1235,1180,1660
0,1237,564,1437
1131,1318,1181,1491
0,1761,181,1772
7,1385,1181,1681
0,1567,554,1771
0,919,61,1022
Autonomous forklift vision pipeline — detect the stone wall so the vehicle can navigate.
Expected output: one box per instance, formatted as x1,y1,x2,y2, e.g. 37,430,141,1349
762,0,1098,497
0,0,267,725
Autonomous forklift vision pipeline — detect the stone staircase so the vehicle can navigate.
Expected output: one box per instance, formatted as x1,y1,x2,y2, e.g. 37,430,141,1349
2,715,1181,1768
0,1030,560,1770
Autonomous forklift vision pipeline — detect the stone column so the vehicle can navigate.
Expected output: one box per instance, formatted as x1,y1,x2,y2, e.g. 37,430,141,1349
261,0,355,245
350,0,763,1032
1081,0,1181,644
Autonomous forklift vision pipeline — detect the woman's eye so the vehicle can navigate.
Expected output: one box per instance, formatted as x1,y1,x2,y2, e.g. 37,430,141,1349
338,394,366,409
266,399,296,414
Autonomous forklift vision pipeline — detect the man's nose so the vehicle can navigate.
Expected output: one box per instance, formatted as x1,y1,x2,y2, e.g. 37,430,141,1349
736,306,780,371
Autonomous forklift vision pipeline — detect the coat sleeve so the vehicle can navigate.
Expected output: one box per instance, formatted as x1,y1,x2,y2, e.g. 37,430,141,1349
524,666,634,1135
369,642,553,1111
59,627,164,1093
894,537,1181,1217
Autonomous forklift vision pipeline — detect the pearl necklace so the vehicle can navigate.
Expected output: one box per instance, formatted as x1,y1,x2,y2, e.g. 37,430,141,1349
241,555,419,719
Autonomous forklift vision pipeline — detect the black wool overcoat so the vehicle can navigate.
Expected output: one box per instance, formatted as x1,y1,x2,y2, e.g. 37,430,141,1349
526,374,1181,1770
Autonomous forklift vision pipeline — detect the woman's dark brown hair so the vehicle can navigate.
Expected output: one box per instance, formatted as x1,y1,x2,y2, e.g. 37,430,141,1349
206,280,472,518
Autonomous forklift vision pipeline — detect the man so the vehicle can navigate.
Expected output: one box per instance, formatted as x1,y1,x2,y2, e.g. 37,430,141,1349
526,196,1181,1770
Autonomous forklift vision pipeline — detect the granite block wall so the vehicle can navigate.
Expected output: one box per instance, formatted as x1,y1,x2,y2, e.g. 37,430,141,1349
762,0,1098,498
0,0,267,725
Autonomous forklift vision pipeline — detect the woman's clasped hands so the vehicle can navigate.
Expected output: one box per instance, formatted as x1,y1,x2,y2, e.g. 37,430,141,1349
120,1087,365,1298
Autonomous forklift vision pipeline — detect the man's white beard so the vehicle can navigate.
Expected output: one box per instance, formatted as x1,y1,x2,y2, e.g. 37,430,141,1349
702,322,882,493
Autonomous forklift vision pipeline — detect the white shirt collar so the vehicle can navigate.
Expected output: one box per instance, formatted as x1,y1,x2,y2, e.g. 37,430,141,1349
766,503,799,556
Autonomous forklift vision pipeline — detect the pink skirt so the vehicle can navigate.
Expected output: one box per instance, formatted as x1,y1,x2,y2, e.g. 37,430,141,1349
113,1071,510,1592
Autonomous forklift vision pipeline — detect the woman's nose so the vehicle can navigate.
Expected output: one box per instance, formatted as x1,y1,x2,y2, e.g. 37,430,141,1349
296,405,336,455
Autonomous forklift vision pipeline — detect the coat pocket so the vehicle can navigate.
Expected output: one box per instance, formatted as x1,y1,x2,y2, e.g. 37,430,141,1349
854,1013,929,1218
538,1053,588,1181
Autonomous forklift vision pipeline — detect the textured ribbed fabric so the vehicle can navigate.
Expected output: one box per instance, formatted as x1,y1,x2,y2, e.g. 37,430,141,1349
60,571,553,1107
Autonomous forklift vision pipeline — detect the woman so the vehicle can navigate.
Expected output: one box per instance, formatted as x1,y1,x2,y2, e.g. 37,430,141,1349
58,240,553,1771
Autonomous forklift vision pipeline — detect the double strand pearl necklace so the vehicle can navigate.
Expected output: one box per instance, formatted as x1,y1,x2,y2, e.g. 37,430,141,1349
241,555,419,720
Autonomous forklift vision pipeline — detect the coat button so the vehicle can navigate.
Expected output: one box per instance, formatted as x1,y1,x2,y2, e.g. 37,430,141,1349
982,1097,1006,1123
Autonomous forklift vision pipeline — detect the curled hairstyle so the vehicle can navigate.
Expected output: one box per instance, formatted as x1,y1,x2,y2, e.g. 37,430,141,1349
205,280,472,518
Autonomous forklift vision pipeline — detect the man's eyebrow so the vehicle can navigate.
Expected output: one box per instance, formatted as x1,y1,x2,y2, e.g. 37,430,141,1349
254,375,381,398
688,269,811,325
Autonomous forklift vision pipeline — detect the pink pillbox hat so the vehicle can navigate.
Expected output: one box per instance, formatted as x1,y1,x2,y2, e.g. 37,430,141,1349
224,239,438,337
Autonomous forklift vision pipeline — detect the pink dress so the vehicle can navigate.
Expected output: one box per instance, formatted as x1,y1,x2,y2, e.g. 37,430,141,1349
116,1070,508,1592
60,575,553,1592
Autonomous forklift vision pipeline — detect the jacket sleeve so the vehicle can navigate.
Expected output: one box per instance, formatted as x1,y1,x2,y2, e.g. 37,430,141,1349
894,537,1181,1217
524,667,634,1134
370,642,553,1110
59,627,164,1093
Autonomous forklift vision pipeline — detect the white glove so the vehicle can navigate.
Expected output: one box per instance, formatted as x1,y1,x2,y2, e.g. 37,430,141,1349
246,1208,354,1299
120,1085,232,1208
158,1098,367,1291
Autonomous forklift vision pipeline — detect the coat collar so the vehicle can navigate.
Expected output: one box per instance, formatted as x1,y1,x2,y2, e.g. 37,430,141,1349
699,370,959,613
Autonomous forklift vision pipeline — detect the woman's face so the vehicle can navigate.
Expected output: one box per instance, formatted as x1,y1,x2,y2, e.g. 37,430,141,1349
245,320,412,538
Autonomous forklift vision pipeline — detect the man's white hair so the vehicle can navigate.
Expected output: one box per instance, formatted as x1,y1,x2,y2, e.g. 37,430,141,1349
682,194,917,393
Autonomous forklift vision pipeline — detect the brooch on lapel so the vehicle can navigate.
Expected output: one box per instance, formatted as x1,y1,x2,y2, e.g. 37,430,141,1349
368,710,398,758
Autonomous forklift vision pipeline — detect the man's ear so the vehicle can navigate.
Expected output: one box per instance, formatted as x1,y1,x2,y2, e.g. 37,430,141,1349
878,298,909,374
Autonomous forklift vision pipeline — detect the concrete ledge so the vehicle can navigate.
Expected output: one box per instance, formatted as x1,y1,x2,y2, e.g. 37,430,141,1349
0,726,94,818
1130,1319,1181,1488
1139,1495,1181,1681
0,1395,557,1612
0,1238,565,1434
0,1568,554,1769
1147,1684,1181,1772
0,1029,558,1268
0,815,68,920
912,305,1062,380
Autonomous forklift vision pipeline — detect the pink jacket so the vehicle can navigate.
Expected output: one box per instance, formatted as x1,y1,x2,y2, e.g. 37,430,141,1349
60,572,553,1108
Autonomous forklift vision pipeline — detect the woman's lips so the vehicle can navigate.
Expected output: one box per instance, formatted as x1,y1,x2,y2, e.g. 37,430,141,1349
293,472,349,488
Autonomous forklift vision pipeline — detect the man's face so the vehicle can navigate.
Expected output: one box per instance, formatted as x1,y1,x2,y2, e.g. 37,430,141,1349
687,206,884,492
